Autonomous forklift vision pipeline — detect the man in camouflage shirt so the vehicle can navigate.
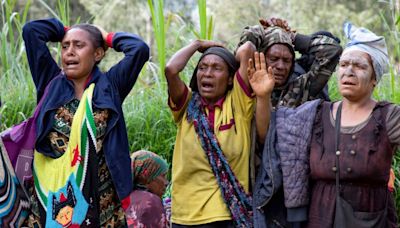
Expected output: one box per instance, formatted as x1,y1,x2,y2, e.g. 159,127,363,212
239,18,343,227
237,19,342,108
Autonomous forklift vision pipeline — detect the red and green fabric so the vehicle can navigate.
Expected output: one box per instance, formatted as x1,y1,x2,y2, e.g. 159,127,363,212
33,84,96,227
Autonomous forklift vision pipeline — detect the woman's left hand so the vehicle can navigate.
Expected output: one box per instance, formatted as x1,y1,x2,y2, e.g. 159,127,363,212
93,25,109,50
247,52,275,98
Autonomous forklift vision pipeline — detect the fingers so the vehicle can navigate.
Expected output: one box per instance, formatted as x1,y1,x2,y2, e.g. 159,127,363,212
198,40,224,52
210,41,224,47
259,52,266,70
254,52,261,71
247,58,255,80
248,52,268,80
267,66,275,81
261,17,291,32
252,51,268,71
259,19,268,28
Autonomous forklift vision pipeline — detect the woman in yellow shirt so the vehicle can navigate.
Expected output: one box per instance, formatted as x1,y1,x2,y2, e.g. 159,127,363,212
164,40,274,227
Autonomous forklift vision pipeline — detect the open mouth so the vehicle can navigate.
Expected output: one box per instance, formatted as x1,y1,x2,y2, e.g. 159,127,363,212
65,60,79,67
342,81,356,86
274,74,286,81
201,82,214,90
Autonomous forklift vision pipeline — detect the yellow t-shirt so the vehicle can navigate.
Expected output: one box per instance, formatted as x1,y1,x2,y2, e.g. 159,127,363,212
169,73,255,225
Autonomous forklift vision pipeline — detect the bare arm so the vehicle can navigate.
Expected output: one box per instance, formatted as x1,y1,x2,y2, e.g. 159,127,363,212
164,40,223,105
235,41,256,88
248,52,275,143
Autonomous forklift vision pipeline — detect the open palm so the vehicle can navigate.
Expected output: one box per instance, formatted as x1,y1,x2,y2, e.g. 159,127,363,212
247,52,275,98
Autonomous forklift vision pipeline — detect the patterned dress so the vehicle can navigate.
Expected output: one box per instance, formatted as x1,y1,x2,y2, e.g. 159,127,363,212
124,190,167,228
24,99,126,227
307,102,398,227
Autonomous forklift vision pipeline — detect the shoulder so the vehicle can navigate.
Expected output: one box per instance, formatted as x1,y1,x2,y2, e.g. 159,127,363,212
125,190,165,227
383,102,400,118
129,190,163,206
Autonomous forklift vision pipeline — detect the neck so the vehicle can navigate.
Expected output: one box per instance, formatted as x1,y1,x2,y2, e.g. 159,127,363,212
70,75,90,99
341,95,375,111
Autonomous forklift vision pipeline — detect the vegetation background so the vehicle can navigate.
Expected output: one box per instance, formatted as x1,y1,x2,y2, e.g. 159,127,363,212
1,0,399,216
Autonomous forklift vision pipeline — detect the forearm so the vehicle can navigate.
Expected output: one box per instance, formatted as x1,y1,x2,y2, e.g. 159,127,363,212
236,25,265,52
165,40,201,104
165,40,201,76
22,18,65,99
255,95,272,143
107,32,150,100
236,41,256,88
297,34,342,97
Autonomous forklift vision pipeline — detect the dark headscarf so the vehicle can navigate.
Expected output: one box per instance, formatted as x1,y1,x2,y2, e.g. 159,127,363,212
189,47,239,92
236,25,296,86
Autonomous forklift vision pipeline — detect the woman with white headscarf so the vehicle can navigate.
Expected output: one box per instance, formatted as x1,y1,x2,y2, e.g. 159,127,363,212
269,22,398,227
304,23,399,227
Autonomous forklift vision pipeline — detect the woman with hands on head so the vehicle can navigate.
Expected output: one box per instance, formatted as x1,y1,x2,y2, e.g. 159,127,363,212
21,18,149,227
165,39,274,227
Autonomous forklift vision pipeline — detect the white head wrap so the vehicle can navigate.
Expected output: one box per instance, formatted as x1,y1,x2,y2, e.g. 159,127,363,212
343,22,389,82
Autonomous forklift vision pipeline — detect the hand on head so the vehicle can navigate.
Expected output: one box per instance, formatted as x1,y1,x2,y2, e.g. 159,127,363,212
247,52,275,98
197,40,224,53
259,17,296,36
92,25,109,52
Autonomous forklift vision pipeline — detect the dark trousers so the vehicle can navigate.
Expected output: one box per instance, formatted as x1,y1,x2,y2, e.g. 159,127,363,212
172,220,234,228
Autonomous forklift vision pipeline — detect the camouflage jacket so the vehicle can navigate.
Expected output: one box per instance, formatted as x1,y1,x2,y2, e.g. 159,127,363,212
237,25,343,108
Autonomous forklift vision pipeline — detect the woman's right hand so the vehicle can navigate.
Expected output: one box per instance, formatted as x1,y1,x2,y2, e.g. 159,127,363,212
196,40,224,53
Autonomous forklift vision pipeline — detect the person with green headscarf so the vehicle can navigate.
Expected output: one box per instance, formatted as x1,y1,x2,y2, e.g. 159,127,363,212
124,150,169,228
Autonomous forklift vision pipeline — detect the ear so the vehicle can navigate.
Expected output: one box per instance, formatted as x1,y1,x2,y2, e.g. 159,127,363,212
94,47,105,63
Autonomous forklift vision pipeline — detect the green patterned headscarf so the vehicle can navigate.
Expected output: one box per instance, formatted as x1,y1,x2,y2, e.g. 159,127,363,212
131,150,169,188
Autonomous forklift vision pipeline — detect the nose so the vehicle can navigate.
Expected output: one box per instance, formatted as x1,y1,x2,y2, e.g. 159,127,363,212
202,67,213,77
342,65,355,78
275,59,285,70
65,45,75,56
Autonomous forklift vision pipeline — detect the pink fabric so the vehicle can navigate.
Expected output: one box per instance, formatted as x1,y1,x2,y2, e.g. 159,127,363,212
124,190,167,228
1,75,59,185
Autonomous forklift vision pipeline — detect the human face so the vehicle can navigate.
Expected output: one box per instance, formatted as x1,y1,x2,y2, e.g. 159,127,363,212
55,205,74,226
196,54,233,104
145,173,169,198
265,44,293,87
338,50,376,101
61,28,103,80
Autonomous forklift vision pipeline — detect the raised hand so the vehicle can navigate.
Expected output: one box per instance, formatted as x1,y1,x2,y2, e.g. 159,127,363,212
196,40,224,53
247,52,275,98
259,17,297,36
93,25,109,50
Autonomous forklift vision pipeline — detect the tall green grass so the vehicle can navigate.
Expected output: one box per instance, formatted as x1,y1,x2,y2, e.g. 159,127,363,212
194,0,214,40
0,0,35,128
1,0,400,216
148,0,166,86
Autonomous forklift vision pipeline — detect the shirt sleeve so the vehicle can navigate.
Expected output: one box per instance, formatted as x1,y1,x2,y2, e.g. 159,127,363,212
168,85,191,123
231,71,256,119
105,32,149,101
295,34,342,98
386,104,400,151
22,18,64,101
